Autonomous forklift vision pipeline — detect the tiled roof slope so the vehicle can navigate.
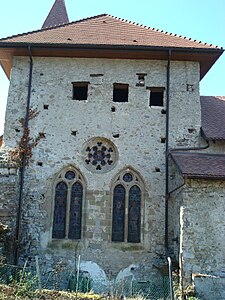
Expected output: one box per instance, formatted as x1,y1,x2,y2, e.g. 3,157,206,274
42,0,69,29
0,14,220,49
201,96,225,140
171,152,225,180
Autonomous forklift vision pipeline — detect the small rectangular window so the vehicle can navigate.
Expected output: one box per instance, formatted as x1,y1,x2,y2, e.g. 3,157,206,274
148,87,165,107
113,83,129,102
72,82,89,100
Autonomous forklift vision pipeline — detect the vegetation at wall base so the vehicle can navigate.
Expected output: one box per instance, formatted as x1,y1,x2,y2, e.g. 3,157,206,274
0,283,103,300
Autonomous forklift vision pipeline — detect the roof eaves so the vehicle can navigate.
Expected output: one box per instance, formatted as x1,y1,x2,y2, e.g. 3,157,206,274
200,128,225,142
0,42,223,53
183,173,225,180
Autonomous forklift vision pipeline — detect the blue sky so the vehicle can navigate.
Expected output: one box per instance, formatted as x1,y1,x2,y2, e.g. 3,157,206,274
0,0,225,135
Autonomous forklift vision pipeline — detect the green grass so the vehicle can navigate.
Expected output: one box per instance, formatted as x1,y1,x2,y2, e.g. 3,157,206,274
0,284,103,299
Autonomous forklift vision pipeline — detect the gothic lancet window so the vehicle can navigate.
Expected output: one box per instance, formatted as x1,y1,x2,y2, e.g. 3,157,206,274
112,168,144,243
53,182,67,239
128,185,141,243
112,184,125,242
52,167,85,240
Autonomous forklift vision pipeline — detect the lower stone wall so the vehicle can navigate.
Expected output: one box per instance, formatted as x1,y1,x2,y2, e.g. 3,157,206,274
168,158,184,260
193,274,225,300
0,147,19,262
180,179,225,288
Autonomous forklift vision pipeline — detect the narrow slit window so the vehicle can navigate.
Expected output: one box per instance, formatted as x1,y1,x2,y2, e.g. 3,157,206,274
148,87,165,107
113,83,129,102
72,82,89,100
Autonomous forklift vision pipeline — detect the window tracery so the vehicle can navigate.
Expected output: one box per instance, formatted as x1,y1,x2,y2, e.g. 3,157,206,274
83,138,118,173
112,168,144,243
52,167,85,240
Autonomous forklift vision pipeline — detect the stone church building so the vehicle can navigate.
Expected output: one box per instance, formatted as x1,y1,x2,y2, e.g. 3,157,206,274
0,0,224,297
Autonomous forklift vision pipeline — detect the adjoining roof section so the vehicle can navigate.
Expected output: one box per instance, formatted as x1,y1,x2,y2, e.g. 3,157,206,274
171,152,225,180
201,96,225,141
42,0,69,29
0,14,223,79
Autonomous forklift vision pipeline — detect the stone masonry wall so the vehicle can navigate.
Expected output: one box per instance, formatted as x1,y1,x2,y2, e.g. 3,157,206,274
180,179,225,288
0,146,19,262
3,56,201,283
168,157,184,260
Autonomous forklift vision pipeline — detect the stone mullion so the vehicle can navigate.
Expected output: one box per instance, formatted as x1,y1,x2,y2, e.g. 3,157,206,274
124,187,129,242
65,183,71,239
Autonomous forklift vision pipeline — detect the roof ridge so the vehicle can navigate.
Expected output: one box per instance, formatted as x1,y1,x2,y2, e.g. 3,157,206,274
0,14,109,42
107,14,221,49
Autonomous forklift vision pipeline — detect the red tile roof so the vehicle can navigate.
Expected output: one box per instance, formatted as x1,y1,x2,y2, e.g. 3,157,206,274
201,96,225,141
0,14,221,50
171,152,225,180
42,0,69,29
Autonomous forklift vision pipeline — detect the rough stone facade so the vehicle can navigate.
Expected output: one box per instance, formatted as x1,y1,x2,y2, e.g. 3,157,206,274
2,56,200,276
2,54,224,295
180,179,225,284
0,147,18,262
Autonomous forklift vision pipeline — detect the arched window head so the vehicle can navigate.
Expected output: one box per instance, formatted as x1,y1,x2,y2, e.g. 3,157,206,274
112,168,144,243
52,167,85,240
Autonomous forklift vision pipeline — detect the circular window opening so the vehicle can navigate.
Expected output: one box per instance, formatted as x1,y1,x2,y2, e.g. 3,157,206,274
83,138,118,173
65,171,76,180
123,173,133,182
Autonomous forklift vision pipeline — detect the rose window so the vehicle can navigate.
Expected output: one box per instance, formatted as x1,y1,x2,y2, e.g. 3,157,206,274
83,138,117,173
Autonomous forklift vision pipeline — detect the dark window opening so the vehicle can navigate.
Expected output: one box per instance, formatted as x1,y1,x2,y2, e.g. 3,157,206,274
128,185,141,243
52,182,67,239
148,87,165,107
112,180,142,243
52,175,83,240
90,73,104,77
71,130,77,136
68,182,83,239
161,137,166,143
136,73,147,87
112,185,125,242
72,82,89,100
113,83,129,102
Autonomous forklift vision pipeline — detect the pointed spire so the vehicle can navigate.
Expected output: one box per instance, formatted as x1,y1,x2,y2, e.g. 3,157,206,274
42,0,69,29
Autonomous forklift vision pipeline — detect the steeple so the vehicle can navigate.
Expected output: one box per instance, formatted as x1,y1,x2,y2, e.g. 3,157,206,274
42,0,69,29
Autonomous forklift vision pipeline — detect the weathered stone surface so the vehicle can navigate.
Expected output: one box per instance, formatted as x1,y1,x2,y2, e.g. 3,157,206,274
1,56,205,284
179,179,225,288
194,274,225,300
